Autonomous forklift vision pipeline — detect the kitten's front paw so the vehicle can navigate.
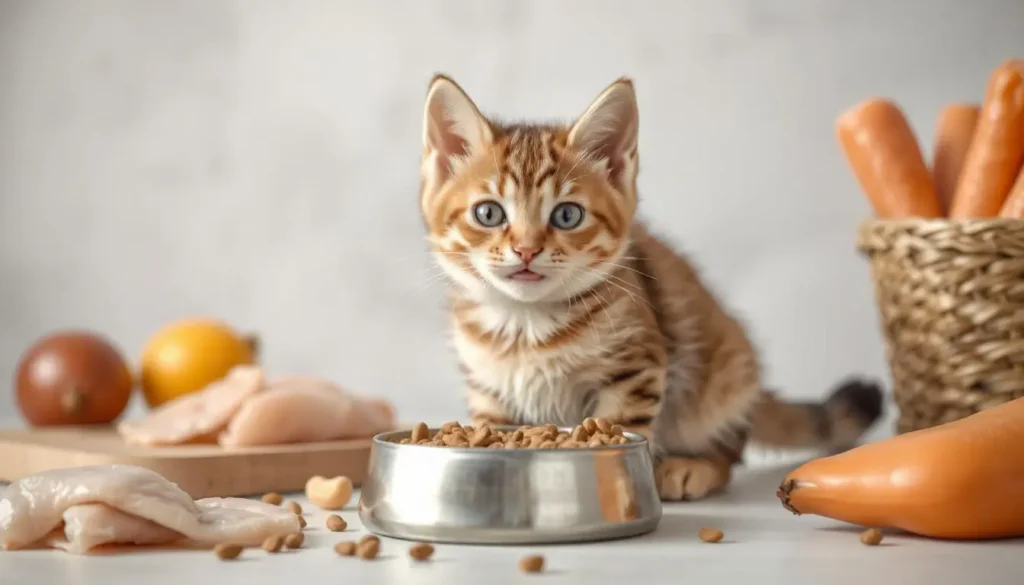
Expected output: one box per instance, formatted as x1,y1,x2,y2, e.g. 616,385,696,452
655,458,730,501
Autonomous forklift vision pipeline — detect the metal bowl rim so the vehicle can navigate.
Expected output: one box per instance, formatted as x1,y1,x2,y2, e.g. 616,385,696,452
371,425,649,453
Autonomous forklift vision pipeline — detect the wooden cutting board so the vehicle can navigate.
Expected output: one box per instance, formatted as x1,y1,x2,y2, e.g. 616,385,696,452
0,427,376,498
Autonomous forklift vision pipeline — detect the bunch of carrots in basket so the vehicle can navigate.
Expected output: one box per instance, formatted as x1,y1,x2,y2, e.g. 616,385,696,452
837,58,1024,219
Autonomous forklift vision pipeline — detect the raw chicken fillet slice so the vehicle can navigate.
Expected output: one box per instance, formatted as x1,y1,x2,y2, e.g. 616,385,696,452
118,365,264,446
0,464,300,553
50,504,184,553
218,375,395,447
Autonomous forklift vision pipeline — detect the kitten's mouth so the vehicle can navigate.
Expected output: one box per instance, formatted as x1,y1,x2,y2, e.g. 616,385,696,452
508,269,546,282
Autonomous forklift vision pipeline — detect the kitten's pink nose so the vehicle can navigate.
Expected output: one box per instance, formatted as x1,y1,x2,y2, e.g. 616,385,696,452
512,245,543,264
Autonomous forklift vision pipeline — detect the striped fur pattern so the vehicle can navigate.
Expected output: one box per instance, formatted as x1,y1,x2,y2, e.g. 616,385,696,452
419,75,883,500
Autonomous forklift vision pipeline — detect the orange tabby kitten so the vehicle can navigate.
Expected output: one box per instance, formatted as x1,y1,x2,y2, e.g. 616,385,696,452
419,74,882,500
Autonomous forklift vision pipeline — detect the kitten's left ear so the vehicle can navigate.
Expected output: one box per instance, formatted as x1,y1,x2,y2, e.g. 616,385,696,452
568,78,639,189
422,74,494,184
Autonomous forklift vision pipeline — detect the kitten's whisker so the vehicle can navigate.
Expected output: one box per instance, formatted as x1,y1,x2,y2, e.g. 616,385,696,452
561,153,587,187
609,261,658,281
560,276,576,323
417,272,452,290
575,276,619,338
581,267,656,312
570,281,601,346
591,267,646,293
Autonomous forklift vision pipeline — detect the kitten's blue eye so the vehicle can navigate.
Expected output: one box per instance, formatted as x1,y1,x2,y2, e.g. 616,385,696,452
550,202,585,230
473,201,506,227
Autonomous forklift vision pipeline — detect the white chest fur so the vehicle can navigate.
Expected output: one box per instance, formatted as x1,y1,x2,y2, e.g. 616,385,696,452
452,300,609,426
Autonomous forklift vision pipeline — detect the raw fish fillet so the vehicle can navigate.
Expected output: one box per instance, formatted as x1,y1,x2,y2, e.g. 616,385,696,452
49,504,184,554
118,365,265,446
218,376,395,447
0,464,300,552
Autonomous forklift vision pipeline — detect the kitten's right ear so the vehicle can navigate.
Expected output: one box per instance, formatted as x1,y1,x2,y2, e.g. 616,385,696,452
422,74,493,183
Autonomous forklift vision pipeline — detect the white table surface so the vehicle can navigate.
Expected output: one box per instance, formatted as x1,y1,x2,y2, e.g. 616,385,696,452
1,460,1020,585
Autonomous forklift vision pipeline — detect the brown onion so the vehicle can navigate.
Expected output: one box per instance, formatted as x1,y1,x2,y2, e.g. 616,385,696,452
15,331,134,426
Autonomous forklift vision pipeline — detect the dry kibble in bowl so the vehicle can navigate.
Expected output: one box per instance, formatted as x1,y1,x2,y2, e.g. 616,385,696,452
399,418,633,449
411,421,430,442
214,543,243,560
519,554,545,573
698,527,724,543
297,515,307,529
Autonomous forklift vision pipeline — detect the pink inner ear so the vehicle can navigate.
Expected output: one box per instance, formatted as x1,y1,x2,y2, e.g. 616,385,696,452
428,102,470,160
596,142,626,185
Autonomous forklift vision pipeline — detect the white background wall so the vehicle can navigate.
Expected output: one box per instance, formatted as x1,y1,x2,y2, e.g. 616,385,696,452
1,0,1022,430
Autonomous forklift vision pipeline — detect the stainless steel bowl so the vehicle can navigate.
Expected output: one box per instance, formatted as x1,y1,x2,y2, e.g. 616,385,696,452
357,427,662,544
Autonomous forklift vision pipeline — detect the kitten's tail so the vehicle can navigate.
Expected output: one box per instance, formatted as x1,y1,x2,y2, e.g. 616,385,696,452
749,377,884,452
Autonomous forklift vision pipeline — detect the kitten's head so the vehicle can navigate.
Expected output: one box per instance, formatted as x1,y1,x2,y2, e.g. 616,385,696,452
419,75,640,304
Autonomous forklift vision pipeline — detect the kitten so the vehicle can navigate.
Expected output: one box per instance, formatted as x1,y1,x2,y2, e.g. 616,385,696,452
418,74,883,501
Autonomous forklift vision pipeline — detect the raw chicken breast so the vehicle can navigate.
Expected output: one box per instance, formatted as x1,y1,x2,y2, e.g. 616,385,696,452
0,465,198,550
50,504,183,554
191,497,301,544
0,464,300,553
218,376,395,447
118,365,265,446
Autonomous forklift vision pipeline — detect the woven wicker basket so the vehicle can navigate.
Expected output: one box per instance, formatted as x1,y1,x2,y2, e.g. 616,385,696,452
856,218,1024,433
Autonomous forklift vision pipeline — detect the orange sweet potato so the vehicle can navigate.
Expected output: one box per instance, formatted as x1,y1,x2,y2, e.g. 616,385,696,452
932,103,980,215
948,59,1024,218
778,396,1024,540
836,98,942,218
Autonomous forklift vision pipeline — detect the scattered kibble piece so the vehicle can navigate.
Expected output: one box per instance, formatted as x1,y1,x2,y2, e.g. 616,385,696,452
860,528,884,546
519,554,545,573
261,492,283,506
285,501,302,515
262,535,283,553
334,541,357,556
214,543,243,560
698,527,724,543
408,543,434,561
297,515,307,529
356,537,380,559
326,514,347,532
283,532,304,549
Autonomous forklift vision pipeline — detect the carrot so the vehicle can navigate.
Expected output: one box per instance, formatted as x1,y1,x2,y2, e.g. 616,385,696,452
836,98,941,218
998,166,1024,218
777,396,1024,540
948,59,1024,218
932,104,980,215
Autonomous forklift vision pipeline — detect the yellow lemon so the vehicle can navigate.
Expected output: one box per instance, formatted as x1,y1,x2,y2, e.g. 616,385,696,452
140,318,257,408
